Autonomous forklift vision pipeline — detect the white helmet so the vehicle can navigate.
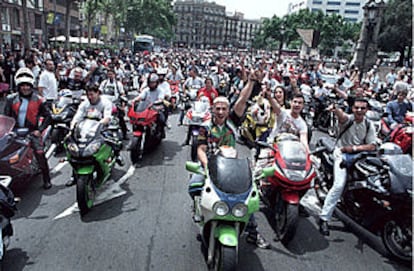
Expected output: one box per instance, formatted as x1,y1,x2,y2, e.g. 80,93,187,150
157,68,168,75
15,67,35,87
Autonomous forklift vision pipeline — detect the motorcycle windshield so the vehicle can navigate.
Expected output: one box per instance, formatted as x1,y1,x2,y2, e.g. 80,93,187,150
74,119,101,142
56,97,72,109
208,156,252,194
134,100,151,113
384,154,413,193
277,141,307,169
0,115,15,138
193,101,209,113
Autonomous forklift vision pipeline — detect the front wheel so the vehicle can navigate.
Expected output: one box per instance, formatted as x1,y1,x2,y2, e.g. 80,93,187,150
209,244,237,271
274,199,299,245
129,136,143,164
76,175,96,216
382,220,412,262
191,136,198,162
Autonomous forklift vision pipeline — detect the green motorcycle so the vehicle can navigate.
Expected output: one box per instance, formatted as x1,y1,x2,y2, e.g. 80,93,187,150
186,153,260,270
65,118,120,216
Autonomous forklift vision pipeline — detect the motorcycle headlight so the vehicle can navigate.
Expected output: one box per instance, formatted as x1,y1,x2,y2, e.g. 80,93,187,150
283,169,307,182
232,203,248,218
84,141,102,156
67,143,79,156
213,201,229,216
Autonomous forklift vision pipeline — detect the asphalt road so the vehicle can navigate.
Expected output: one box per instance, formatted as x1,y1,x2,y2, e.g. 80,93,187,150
0,97,411,271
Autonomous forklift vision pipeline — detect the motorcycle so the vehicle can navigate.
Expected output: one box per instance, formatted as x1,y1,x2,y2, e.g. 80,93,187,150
312,137,412,262
380,112,413,156
0,175,16,270
50,89,80,154
183,97,212,161
0,115,52,188
314,92,343,138
64,118,120,215
177,91,192,125
254,133,315,244
186,151,260,270
127,100,165,163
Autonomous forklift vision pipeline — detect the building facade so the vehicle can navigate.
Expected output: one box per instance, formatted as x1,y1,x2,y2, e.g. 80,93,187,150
0,0,80,53
288,0,365,23
173,0,261,50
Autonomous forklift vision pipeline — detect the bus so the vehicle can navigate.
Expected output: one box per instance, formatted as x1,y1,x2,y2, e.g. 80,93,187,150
133,35,154,53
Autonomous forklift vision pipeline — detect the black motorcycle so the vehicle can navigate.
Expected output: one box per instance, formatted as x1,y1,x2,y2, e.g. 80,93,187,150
313,138,412,262
314,92,344,138
50,90,80,154
0,175,17,269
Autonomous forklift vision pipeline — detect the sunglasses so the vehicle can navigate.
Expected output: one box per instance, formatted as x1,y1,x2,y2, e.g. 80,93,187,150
353,106,367,110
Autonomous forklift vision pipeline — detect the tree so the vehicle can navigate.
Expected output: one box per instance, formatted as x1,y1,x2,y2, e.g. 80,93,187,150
64,0,75,49
22,0,32,50
83,0,101,45
125,0,176,42
378,0,412,66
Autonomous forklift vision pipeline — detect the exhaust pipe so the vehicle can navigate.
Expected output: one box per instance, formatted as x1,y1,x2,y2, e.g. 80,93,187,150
46,143,57,159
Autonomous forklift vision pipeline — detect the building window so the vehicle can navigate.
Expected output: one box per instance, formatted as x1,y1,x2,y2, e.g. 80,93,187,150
35,14,42,29
344,10,359,14
312,8,322,12
345,18,358,22
312,0,323,4
14,8,20,27
326,9,340,13
345,2,360,6
327,1,341,5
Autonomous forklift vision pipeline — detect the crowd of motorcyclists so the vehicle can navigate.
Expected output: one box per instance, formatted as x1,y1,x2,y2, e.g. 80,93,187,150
0,45,412,267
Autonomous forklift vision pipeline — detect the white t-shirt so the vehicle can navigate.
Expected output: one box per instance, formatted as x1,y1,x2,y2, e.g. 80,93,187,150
269,110,307,141
38,70,58,100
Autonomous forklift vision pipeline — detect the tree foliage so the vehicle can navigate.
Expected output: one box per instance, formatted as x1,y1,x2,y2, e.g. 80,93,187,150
125,0,176,42
255,9,361,56
378,0,412,65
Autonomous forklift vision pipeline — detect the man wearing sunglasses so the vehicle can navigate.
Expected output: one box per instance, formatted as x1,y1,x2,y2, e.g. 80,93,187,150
319,97,377,236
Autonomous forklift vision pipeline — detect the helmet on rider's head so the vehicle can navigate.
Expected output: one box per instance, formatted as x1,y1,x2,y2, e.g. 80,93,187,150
147,73,159,90
59,89,73,98
15,67,35,88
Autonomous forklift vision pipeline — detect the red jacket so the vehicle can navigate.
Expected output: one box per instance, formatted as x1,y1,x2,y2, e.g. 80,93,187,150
4,92,51,132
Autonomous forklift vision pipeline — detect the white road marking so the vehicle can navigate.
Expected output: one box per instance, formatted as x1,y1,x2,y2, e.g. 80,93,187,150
51,161,69,174
53,165,135,220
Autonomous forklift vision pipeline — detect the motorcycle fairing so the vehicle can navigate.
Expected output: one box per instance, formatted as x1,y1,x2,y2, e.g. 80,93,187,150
208,156,252,194
281,190,300,204
383,154,413,194
133,130,143,137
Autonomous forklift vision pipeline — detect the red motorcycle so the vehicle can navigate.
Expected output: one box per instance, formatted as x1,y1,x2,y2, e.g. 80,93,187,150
127,100,165,163
380,112,413,155
0,115,52,188
255,133,315,244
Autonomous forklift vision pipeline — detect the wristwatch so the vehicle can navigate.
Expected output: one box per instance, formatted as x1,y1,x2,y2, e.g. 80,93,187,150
352,146,357,152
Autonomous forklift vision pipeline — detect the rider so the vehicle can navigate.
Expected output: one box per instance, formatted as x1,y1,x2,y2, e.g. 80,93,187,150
66,85,124,186
99,69,128,140
196,77,218,106
3,67,52,189
133,73,167,138
385,87,412,129
66,67,87,99
188,70,271,249
267,93,309,151
319,97,377,236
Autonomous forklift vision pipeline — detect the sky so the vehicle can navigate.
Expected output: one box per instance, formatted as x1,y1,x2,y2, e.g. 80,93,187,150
214,0,290,19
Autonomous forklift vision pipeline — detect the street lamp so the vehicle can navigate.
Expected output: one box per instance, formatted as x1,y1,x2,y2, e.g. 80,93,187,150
358,0,384,81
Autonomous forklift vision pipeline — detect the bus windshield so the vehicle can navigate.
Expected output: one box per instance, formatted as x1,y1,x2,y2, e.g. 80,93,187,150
134,35,154,53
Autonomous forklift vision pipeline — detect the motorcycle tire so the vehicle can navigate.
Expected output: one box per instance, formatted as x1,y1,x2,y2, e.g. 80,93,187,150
209,244,237,271
130,137,143,164
274,199,298,245
382,220,412,262
76,175,95,216
191,136,198,162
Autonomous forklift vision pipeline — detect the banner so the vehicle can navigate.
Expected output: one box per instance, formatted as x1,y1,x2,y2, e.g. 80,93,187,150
47,12,54,25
